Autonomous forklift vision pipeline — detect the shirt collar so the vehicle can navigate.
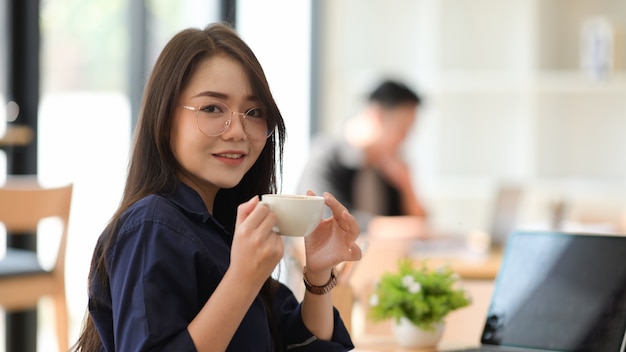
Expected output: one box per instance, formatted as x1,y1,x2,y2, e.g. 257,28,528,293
164,181,228,232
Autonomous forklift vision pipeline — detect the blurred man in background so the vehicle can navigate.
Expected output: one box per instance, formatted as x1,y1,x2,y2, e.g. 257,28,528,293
297,80,428,236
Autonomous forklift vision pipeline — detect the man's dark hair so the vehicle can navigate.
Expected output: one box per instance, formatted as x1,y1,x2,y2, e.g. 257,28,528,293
368,80,421,108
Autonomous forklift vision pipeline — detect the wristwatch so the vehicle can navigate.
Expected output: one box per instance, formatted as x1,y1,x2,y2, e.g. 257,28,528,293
303,266,337,295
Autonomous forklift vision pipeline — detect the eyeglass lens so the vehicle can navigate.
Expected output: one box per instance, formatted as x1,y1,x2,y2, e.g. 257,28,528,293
196,102,273,139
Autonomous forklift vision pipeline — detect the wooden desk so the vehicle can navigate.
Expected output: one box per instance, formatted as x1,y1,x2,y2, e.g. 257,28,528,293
417,248,502,280
0,125,33,146
364,217,502,281
354,335,473,351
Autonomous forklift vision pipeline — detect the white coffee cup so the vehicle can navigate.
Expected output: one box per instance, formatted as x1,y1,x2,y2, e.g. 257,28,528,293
260,194,325,237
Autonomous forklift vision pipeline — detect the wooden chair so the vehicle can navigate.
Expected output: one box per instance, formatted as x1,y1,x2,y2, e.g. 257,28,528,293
0,179,73,352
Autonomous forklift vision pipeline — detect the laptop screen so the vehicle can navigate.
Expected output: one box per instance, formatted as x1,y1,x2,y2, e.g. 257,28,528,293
481,231,626,351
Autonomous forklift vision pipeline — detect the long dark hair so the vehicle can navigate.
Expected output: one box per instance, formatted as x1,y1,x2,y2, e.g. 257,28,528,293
71,22,287,351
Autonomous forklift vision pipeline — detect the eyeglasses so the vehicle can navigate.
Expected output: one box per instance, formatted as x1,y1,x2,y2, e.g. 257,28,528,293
178,101,274,140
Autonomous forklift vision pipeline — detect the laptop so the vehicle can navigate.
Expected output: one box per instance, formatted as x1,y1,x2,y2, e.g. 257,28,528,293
411,184,523,256
446,230,626,352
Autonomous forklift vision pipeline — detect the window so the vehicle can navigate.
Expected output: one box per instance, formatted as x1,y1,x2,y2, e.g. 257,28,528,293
38,0,220,343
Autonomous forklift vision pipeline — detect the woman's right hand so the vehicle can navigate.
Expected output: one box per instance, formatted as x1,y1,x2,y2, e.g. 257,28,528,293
189,196,284,350
228,196,284,289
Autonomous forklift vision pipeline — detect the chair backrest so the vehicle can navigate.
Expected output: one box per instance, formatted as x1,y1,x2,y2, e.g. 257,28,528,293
0,180,73,275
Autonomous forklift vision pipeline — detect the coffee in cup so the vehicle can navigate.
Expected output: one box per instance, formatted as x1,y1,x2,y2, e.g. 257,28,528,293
260,194,325,237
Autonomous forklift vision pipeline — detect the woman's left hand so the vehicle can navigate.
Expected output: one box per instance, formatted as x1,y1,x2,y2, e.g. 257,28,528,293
304,191,362,275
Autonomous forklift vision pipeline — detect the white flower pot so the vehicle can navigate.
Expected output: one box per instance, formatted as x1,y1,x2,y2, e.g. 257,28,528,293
391,317,445,348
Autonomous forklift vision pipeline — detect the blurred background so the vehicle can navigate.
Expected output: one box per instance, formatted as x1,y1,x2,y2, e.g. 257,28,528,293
1,0,625,350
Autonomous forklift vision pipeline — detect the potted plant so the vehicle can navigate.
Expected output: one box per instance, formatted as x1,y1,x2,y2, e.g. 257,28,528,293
368,258,471,348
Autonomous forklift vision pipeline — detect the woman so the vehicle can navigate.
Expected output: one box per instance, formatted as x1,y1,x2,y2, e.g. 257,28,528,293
72,22,361,351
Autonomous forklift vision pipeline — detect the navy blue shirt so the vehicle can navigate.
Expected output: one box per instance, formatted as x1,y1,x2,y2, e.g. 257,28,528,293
89,182,354,351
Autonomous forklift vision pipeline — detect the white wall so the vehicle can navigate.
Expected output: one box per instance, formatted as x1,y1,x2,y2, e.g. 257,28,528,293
237,0,313,195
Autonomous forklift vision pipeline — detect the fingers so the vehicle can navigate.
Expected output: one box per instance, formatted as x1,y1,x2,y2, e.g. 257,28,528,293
236,195,277,238
304,191,362,270
232,197,283,279
319,192,360,239
236,195,260,225
348,242,363,261
323,192,348,220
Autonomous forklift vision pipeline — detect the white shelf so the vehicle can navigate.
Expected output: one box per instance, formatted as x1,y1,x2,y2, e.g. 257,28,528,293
427,70,626,93
532,71,626,92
